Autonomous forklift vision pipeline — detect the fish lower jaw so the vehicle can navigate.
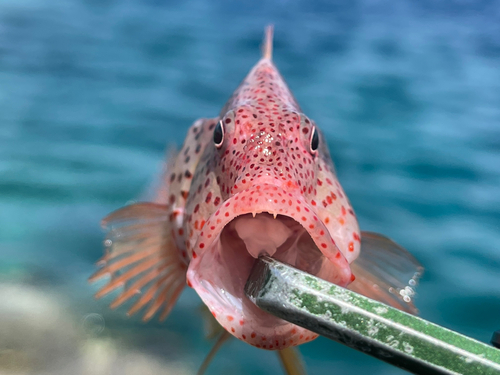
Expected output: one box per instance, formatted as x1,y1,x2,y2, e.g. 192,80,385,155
186,184,351,349
186,213,321,349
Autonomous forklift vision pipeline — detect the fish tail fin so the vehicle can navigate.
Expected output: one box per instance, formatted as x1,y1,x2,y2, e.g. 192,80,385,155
347,231,424,314
262,24,274,60
277,347,308,375
89,203,186,322
197,331,232,375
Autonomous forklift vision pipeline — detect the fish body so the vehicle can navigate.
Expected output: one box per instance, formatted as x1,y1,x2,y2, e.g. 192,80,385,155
91,27,423,351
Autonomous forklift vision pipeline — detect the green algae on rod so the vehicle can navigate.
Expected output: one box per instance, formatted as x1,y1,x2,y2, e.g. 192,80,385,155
245,256,500,375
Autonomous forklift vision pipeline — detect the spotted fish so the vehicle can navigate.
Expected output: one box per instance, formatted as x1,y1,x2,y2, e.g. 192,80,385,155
90,26,423,352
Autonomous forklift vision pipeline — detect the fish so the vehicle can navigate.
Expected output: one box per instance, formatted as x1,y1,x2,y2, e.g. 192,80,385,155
90,25,423,355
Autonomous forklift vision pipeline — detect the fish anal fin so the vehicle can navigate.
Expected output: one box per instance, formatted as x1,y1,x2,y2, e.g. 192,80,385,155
89,203,186,322
347,231,424,315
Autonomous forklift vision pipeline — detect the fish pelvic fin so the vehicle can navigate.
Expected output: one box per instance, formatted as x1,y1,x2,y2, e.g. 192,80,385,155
277,347,308,375
197,330,232,375
262,25,274,60
347,231,424,315
89,203,186,322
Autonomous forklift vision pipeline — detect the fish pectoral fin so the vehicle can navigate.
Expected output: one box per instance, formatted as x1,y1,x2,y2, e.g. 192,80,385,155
89,202,186,322
277,347,308,375
347,231,424,315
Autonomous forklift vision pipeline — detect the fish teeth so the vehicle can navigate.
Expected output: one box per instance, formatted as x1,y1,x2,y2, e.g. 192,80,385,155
252,212,257,218
273,213,277,219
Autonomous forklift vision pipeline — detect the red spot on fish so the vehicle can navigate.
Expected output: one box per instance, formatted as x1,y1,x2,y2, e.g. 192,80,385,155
227,315,234,321
348,242,354,252
199,243,205,249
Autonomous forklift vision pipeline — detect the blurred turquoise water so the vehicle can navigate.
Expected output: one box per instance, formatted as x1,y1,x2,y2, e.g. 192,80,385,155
1,0,499,374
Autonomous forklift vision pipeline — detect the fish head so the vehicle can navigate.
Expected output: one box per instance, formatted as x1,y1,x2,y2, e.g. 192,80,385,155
185,32,360,349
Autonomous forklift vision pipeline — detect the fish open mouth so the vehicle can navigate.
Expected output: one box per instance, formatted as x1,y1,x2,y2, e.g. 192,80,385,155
186,184,351,347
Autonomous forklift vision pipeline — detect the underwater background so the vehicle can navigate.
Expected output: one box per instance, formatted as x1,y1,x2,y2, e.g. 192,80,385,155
1,0,500,374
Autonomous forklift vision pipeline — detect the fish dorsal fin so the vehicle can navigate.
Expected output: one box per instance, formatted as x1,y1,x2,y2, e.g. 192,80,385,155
347,231,424,314
262,25,274,60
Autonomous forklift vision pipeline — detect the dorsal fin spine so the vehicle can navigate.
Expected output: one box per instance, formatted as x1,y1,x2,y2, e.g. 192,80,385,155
262,25,274,60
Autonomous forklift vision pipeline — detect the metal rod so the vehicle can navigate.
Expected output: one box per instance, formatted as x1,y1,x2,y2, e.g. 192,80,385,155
244,256,500,375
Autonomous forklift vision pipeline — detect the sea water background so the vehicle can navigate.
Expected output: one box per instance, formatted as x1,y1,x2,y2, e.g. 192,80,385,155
1,0,500,374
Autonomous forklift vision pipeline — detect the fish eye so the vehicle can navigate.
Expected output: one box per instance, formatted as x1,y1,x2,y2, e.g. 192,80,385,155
213,120,224,148
310,126,319,153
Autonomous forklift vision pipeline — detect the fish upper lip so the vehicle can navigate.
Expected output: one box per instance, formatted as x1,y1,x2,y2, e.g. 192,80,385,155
190,184,351,283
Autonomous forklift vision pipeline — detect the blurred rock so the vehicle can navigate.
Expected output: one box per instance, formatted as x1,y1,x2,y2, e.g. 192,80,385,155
0,283,191,375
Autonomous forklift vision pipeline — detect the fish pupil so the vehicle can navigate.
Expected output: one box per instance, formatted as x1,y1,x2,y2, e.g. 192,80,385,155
213,120,224,147
310,127,319,152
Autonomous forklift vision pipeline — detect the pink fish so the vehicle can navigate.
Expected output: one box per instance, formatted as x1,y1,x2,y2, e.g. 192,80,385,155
90,26,423,354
